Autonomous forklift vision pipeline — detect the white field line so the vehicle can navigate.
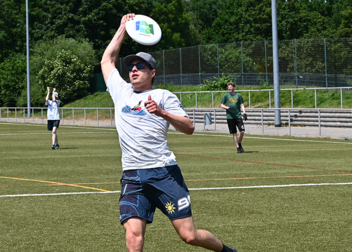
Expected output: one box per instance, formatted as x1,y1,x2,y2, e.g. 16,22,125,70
1,182,351,198
0,132,116,136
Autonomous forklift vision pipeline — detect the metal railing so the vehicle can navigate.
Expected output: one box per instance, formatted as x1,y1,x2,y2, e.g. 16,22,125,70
2,107,351,138
0,107,116,127
174,86,352,109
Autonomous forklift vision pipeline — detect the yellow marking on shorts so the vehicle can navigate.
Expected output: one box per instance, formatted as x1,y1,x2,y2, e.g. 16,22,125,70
0,176,111,192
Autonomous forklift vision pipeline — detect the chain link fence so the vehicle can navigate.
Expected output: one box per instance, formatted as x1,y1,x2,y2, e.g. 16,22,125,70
113,37,352,87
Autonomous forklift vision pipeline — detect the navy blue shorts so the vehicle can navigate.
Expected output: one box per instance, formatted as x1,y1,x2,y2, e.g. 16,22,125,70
119,165,192,224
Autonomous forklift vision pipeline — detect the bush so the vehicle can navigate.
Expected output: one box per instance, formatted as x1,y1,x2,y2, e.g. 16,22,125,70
198,74,237,91
17,36,97,107
38,50,93,103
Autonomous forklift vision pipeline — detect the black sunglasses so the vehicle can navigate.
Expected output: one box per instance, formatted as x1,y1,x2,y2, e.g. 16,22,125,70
127,62,152,71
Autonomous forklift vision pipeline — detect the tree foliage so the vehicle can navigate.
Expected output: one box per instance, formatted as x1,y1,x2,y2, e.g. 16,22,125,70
38,50,93,103
16,37,97,107
0,53,27,107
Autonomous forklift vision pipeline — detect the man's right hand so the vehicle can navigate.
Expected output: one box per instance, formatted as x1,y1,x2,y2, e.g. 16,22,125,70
121,13,135,27
229,107,235,111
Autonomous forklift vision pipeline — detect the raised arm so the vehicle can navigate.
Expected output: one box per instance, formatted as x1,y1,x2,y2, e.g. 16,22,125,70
101,13,135,84
52,88,57,102
145,95,194,135
46,87,50,102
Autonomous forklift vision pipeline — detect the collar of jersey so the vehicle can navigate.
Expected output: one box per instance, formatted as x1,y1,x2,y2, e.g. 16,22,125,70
133,89,153,94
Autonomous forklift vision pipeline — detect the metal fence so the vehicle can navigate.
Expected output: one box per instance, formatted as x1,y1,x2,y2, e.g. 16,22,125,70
0,107,116,127
1,107,351,139
113,37,352,87
174,86,352,109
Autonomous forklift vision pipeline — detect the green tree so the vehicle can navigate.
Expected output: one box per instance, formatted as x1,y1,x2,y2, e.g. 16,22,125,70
17,37,97,107
335,0,352,37
37,50,93,103
0,53,27,107
0,0,26,62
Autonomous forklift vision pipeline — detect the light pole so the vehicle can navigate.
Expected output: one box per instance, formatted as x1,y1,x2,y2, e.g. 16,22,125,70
272,0,281,127
26,0,31,117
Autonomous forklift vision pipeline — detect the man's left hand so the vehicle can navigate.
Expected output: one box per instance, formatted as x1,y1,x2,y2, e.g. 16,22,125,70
145,95,162,116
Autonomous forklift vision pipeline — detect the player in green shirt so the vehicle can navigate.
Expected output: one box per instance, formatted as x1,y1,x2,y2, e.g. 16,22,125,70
221,82,247,153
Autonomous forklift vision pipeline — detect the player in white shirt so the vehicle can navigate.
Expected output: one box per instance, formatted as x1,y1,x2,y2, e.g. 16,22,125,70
45,86,60,149
100,13,237,252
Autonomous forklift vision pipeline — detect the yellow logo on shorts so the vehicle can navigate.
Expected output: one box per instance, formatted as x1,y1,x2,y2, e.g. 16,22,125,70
165,202,176,214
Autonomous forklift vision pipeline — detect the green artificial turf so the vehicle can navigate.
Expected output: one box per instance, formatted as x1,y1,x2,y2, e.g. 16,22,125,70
1,122,351,251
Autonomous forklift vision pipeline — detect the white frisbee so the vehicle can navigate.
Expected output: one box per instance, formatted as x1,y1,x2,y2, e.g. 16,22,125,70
125,15,162,46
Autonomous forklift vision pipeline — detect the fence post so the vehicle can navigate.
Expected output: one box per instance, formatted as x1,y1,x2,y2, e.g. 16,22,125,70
269,91,271,108
291,90,293,108
341,88,343,109
212,92,214,108
110,109,113,127
261,109,264,134
214,109,216,131
318,110,321,136
72,108,75,125
288,109,291,136
264,40,268,86
193,109,195,125
84,109,86,125
195,92,198,108
15,108,17,122
180,48,182,85
61,109,64,123
324,38,328,89
198,45,201,84
7,108,9,121
23,108,25,122
248,91,251,108
97,109,99,126
217,44,220,78
41,108,43,123
295,39,298,89
315,89,317,108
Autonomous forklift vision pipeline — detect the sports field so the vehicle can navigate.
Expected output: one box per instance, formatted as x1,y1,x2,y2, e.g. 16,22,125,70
1,122,351,252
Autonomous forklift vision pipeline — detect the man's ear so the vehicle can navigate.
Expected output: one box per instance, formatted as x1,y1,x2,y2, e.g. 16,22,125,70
151,69,156,78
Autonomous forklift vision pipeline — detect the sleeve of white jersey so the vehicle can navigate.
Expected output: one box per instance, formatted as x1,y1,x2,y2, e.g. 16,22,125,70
163,91,188,118
106,69,129,104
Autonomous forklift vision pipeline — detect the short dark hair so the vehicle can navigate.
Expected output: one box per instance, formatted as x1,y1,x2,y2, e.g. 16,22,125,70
227,82,236,87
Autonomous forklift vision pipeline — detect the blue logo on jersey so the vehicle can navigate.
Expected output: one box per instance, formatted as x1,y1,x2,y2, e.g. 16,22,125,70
122,101,146,115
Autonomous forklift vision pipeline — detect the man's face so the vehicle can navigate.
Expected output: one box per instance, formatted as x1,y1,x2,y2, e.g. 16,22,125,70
128,59,155,91
228,84,235,92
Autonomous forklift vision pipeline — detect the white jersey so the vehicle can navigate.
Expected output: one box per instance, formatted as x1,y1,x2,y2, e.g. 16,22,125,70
46,100,61,120
107,69,188,171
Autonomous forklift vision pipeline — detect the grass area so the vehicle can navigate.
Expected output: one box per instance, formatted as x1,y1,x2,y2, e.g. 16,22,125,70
1,122,352,251
61,85,352,109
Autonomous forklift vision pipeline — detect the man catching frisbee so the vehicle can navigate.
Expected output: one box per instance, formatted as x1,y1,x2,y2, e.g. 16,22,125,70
101,13,238,252
45,86,60,150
